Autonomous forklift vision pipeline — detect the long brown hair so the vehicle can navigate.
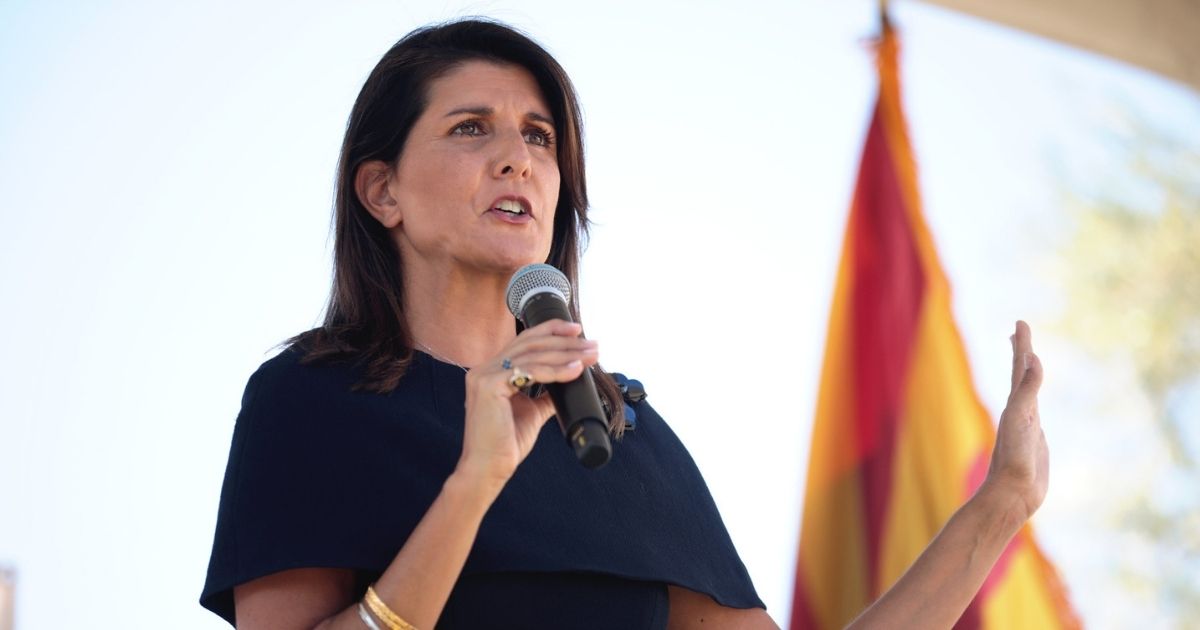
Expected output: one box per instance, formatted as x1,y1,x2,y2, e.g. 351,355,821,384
290,18,625,433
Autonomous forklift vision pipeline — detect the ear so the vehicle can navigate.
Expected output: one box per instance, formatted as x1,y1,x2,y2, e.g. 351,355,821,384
354,160,403,229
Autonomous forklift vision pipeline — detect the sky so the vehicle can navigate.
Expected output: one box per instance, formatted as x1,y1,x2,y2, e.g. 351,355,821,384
1,1,1198,628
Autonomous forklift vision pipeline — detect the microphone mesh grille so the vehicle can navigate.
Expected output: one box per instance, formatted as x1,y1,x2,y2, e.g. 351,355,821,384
505,264,572,318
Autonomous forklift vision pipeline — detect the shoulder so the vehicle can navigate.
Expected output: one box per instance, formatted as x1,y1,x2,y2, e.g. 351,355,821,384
245,342,334,391
238,344,364,419
241,345,301,399
608,371,654,432
594,370,705,481
229,342,444,462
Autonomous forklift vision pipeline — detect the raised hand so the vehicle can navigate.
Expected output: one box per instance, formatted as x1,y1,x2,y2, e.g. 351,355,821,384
457,319,599,488
982,320,1049,522
845,321,1053,629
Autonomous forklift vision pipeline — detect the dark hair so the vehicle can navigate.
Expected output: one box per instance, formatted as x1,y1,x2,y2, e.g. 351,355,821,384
290,18,625,433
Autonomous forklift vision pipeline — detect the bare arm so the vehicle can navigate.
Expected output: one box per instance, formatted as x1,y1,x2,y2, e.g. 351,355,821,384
847,321,1048,629
844,485,1025,629
233,470,503,629
666,585,780,630
233,320,599,629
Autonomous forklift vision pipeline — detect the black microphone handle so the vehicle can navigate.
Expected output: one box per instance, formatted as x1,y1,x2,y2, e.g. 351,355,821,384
520,291,612,469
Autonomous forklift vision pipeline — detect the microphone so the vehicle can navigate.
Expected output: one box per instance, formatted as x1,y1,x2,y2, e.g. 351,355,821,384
506,264,612,469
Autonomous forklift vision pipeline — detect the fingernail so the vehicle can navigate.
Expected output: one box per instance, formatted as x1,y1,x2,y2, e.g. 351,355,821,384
1023,353,1030,370
568,359,582,368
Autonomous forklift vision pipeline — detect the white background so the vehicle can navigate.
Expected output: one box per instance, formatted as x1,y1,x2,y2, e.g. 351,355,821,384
2,1,1197,628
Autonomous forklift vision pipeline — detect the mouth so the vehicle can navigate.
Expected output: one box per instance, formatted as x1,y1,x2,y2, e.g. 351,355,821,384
488,196,533,219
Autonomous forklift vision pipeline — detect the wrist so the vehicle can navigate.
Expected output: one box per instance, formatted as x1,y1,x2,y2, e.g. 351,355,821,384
447,462,508,505
970,480,1031,538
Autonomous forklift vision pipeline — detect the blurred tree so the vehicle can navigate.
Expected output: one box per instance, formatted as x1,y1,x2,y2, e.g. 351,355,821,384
1056,120,1200,625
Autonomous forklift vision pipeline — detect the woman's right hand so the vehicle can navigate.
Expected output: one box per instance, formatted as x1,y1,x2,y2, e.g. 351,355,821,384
456,319,599,490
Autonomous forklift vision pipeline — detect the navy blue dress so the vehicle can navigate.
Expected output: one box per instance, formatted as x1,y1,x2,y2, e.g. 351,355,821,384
200,347,763,628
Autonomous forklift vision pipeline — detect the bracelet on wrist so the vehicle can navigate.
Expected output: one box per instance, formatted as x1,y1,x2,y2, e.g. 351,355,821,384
363,584,419,630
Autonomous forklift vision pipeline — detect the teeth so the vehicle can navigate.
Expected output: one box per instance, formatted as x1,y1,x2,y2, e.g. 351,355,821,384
495,199,526,214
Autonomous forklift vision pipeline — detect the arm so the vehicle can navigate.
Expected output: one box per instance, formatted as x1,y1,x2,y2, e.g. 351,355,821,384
233,320,599,630
667,585,781,630
235,469,504,630
847,321,1048,629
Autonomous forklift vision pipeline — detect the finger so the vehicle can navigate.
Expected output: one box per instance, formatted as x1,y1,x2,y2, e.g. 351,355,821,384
1009,320,1034,394
496,338,596,374
474,357,589,398
505,359,588,391
507,335,596,359
1006,351,1044,421
523,358,588,386
1018,322,1041,414
1015,320,1034,356
507,344,599,370
519,318,583,339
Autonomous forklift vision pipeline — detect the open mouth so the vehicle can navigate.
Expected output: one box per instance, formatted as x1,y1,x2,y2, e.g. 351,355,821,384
493,199,529,216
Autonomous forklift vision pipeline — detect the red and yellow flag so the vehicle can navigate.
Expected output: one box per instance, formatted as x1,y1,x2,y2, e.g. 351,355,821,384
789,24,1079,630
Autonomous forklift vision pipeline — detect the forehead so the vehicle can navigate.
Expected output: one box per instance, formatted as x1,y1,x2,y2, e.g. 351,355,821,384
426,60,552,117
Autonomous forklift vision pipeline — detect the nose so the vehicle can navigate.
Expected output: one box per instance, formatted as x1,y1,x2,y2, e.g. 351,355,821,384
491,128,533,180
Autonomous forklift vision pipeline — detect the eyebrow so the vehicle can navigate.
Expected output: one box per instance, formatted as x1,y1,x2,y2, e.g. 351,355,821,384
443,106,555,126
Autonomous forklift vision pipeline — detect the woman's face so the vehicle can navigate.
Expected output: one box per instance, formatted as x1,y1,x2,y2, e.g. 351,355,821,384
387,60,561,276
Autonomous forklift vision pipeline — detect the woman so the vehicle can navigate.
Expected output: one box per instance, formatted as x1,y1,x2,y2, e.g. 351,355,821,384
201,19,1049,630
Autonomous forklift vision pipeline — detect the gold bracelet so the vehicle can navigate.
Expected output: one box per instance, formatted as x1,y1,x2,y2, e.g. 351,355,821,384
364,585,419,630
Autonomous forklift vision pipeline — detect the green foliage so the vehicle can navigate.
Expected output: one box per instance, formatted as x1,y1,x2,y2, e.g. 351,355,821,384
1056,124,1200,625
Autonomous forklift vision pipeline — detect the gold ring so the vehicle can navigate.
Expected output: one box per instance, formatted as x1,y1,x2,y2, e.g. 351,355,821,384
508,366,534,390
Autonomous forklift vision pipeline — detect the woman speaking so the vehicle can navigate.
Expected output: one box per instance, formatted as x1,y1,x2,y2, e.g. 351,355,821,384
200,19,1049,630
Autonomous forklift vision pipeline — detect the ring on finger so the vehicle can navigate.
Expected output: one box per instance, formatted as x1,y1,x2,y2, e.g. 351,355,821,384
508,366,535,390
501,357,513,370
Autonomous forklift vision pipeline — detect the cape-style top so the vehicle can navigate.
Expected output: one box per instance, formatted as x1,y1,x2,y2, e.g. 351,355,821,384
200,346,763,628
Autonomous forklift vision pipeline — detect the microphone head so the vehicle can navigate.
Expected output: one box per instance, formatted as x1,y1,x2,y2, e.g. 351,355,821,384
506,264,572,321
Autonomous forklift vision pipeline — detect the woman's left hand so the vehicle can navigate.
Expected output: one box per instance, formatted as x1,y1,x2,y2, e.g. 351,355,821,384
980,320,1049,523
845,321,1050,629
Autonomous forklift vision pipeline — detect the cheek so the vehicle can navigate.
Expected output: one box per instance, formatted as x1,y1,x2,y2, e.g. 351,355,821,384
424,152,473,192
544,174,561,236
403,153,479,212
544,162,562,211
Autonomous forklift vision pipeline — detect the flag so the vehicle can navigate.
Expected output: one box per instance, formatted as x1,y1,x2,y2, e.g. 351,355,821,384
788,23,1079,630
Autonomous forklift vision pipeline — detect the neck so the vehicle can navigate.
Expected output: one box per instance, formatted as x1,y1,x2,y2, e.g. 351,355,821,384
402,259,519,369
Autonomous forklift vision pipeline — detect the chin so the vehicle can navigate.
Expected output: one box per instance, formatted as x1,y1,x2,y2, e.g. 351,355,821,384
479,242,553,272
472,252,548,276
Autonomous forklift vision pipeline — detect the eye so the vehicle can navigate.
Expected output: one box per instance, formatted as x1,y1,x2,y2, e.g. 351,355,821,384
451,120,485,136
524,127,555,147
